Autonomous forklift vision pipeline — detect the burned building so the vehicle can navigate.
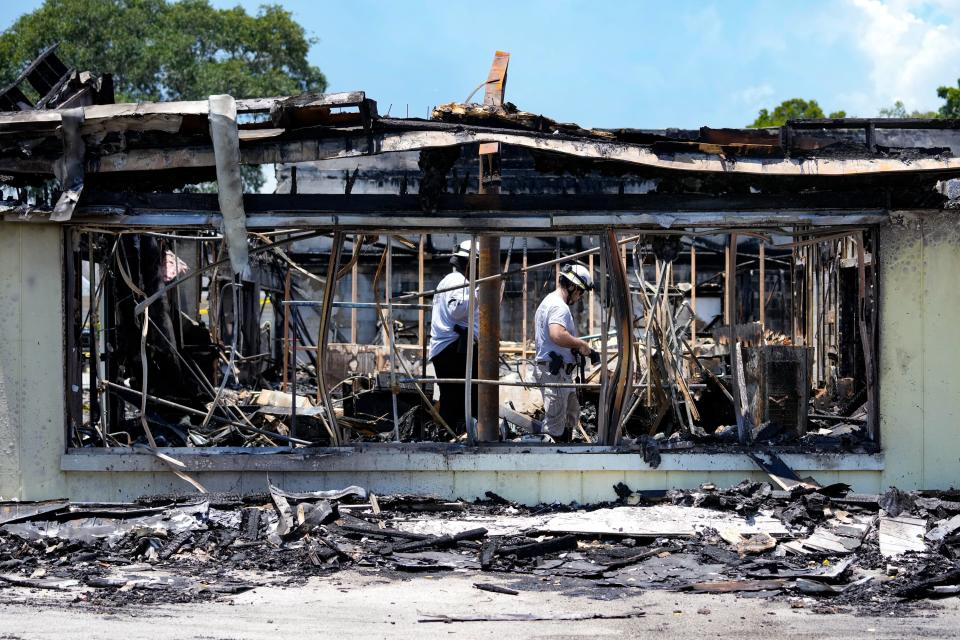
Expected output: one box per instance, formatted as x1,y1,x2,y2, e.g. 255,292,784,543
0,52,958,504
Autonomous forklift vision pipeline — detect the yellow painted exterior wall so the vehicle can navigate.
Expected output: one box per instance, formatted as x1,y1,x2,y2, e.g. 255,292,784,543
0,222,67,499
879,211,960,489
1,212,958,503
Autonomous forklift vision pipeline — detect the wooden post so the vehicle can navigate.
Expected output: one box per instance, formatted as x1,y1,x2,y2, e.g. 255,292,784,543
282,269,291,391
807,243,814,350
809,243,818,383
316,232,345,445
521,239,529,379
86,233,100,433
378,238,389,372
290,308,298,437
418,233,427,397
477,139,501,442
646,257,659,407
759,241,766,330
867,229,880,442
598,238,609,440
194,240,203,318
316,297,324,407
386,239,400,441
477,235,501,442
723,243,731,325
351,241,358,342
588,252,596,336
418,235,425,348
726,233,750,443
690,244,697,345
464,235,479,443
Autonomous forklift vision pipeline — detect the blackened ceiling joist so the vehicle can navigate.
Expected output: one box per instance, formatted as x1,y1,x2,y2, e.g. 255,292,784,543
14,191,890,232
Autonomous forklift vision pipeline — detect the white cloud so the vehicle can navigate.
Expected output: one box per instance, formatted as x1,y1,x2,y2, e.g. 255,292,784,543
734,84,776,110
846,0,960,113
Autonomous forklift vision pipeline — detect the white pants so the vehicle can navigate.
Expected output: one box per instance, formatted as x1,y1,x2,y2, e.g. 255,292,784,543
534,363,580,438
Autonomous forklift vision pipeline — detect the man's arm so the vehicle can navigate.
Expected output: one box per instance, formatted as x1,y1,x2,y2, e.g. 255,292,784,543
548,323,592,356
448,282,476,322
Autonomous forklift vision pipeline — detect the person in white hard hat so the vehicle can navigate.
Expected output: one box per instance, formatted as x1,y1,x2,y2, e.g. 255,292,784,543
427,239,479,433
533,262,594,440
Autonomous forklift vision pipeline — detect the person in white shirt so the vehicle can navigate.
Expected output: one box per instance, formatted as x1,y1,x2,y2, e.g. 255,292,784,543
427,240,479,433
534,263,594,440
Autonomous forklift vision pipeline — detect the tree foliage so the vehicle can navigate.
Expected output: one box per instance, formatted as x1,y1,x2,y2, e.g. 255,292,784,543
0,0,326,191
936,82,960,118
878,100,937,119
748,98,845,127
0,0,326,103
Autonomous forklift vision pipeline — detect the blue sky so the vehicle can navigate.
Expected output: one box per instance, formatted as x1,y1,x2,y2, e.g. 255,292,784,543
3,0,960,128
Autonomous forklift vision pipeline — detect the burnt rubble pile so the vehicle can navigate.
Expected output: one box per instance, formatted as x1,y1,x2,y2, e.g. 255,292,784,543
0,482,958,610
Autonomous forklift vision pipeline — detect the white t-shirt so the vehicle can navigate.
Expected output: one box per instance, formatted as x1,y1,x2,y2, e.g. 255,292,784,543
535,290,577,364
427,269,479,360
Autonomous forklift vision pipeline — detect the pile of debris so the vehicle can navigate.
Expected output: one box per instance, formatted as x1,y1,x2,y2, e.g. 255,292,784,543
1,482,958,611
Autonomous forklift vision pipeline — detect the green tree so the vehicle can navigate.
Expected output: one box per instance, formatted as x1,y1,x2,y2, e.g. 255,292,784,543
0,0,327,190
936,82,960,118
878,100,937,119
748,98,845,127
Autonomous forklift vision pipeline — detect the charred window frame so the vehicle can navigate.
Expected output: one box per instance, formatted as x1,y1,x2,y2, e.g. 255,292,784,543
63,222,881,452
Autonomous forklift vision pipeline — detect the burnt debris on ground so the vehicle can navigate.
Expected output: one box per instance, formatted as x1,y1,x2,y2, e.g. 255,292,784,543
1,481,959,613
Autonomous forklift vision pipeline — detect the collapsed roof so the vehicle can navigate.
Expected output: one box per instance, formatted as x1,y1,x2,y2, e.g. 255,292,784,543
1,88,960,204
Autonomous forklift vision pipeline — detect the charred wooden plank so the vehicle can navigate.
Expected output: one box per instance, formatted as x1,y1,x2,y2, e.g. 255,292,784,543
336,523,431,541
389,528,488,553
474,583,519,595
497,535,578,559
240,507,262,541
158,531,192,560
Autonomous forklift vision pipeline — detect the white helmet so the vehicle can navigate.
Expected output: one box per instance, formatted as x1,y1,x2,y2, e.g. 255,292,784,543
454,239,477,258
561,263,594,291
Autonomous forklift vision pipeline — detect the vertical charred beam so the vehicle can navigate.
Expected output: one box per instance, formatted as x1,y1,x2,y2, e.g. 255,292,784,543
103,241,121,436
477,144,501,442
856,230,880,443
690,243,697,346
64,229,83,444
726,233,751,444
464,236,479,443
282,269,291,391
759,242,766,330
87,233,101,434
603,230,634,445
317,232,344,445
521,239,529,380
869,227,880,444
477,235,500,441
418,233,427,440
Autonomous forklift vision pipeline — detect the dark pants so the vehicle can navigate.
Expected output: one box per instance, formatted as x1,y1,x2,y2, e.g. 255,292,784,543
430,339,478,433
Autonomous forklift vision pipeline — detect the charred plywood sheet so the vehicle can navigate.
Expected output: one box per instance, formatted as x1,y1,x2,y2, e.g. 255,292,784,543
742,346,813,438
879,515,927,558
